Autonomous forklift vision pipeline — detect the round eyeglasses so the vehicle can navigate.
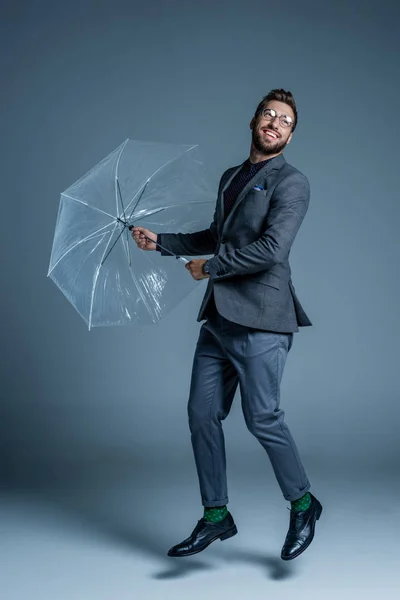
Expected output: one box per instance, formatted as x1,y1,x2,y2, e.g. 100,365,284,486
259,108,293,129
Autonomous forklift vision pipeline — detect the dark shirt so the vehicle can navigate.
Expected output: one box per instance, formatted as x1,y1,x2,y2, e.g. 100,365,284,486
223,156,272,220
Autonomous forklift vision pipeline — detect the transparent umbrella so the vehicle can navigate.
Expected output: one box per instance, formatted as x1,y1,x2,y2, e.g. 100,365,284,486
47,139,215,330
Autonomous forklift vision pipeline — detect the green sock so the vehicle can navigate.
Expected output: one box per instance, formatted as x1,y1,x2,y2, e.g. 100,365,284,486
203,505,228,522
291,492,311,512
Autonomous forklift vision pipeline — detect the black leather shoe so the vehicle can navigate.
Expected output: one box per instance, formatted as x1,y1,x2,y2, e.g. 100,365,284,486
281,492,322,561
167,512,238,557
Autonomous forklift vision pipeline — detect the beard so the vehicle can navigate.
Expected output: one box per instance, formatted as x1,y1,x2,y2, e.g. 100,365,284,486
252,126,288,156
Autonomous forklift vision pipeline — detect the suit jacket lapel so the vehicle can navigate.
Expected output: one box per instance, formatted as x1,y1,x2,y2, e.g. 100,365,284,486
221,154,286,233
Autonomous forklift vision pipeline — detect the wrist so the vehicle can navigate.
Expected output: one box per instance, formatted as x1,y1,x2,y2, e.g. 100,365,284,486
202,260,210,275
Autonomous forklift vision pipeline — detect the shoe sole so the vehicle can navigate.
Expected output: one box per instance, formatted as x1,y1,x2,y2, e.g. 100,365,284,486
281,503,323,561
167,525,238,557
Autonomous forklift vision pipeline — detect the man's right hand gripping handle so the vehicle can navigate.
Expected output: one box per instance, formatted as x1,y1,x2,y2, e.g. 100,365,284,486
130,226,159,251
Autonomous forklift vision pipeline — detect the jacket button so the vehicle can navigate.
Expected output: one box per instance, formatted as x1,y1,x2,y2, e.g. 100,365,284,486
221,237,227,244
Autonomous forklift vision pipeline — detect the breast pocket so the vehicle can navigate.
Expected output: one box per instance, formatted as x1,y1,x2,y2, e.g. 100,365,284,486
247,188,268,199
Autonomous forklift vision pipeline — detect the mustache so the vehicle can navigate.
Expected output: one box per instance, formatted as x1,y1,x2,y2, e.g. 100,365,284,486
254,129,282,142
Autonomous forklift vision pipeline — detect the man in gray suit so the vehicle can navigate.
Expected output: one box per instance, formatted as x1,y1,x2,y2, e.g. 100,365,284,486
131,89,322,561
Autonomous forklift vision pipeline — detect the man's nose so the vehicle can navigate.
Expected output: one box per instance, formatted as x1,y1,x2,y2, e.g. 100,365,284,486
269,115,279,128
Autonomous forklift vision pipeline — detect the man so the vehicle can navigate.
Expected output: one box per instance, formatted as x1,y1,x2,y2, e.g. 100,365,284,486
131,89,322,561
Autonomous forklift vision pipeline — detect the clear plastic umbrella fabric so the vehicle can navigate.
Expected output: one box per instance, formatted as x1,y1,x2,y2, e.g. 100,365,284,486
47,139,216,329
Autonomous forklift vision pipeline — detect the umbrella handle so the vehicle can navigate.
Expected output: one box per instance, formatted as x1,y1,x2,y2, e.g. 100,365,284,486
176,256,189,265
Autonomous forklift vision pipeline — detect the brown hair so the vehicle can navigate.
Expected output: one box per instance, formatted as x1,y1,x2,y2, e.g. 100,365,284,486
254,89,298,132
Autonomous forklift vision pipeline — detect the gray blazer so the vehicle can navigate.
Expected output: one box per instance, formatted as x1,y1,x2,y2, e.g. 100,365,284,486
159,153,312,333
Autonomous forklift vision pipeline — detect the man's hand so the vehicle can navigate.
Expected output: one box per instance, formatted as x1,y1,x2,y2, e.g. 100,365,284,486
131,226,157,251
185,259,210,280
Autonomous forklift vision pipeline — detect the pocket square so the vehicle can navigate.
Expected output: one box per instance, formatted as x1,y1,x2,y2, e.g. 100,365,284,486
252,184,265,191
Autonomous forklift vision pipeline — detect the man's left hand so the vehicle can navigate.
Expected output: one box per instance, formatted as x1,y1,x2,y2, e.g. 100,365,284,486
185,259,210,280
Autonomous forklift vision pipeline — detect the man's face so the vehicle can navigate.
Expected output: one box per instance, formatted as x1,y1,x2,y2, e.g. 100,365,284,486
250,100,294,156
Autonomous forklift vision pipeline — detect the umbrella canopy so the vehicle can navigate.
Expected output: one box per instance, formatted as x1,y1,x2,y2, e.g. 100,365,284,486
47,139,215,329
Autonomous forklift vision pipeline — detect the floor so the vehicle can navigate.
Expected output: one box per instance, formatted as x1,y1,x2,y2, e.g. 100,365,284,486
1,456,398,600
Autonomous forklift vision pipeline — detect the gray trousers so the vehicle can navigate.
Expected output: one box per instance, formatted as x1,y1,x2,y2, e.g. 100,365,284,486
188,306,311,506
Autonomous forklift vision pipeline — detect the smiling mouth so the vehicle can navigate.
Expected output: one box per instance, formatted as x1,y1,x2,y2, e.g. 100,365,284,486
261,128,279,140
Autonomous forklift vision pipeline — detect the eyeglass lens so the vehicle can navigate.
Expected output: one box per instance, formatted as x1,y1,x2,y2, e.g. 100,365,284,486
262,109,292,127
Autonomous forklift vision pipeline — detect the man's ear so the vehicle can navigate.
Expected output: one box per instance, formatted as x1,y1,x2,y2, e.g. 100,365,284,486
250,117,255,130
287,132,293,145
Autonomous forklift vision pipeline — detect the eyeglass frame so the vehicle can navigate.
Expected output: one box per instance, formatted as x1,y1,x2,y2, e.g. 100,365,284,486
257,107,294,129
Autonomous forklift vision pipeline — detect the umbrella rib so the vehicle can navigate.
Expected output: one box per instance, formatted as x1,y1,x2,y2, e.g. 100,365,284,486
100,224,127,266
88,223,119,330
124,228,132,267
124,144,198,220
116,177,127,222
69,232,107,289
61,193,116,220
48,221,116,276
129,200,215,220
114,139,129,218
126,180,149,224
121,224,133,268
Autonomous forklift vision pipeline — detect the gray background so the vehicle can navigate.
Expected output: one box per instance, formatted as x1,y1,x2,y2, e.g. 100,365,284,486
1,1,399,597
